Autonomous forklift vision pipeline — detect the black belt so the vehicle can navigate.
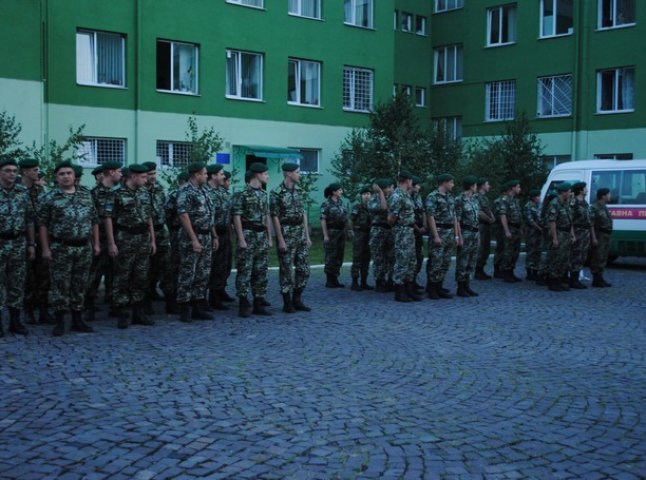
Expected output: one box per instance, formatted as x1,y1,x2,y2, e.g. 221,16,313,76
242,222,266,232
354,227,371,233
573,224,591,229
460,224,479,233
371,223,391,229
50,236,89,247
281,218,303,226
215,225,229,235
153,224,166,232
436,223,454,229
557,227,572,232
0,231,24,240
509,223,521,228
194,228,211,235
116,224,148,235
327,222,345,230
596,227,612,234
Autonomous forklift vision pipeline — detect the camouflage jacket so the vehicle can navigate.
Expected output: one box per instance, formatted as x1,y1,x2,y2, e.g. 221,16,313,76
214,186,232,228
546,197,572,230
164,188,180,230
455,192,479,229
38,186,98,239
0,183,34,234
590,202,613,233
412,193,425,227
524,201,542,229
24,182,44,226
177,181,215,232
105,185,151,229
425,189,455,226
144,181,167,227
569,197,591,229
474,192,493,220
351,201,372,231
231,185,268,226
496,194,522,225
320,197,348,228
388,187,415,227
270,182,305,223
368,195,389,226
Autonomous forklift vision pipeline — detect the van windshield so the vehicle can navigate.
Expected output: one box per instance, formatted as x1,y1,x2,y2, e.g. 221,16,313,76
591,170,646,205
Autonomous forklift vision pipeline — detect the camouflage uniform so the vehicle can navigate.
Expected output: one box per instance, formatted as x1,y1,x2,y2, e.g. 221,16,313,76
23,182,50,312
368,196,394,284
425,189,456,283
545,196,573,280
389,187,416,285
524,200,543,273
569,197,592,272
321,197,349,278
87,183,114,304
209,185,233,292
474,192,493,271
492,196,504,274
350,200,372,280
38,187,97,312
412,192,425,276
497,194,522,273
176,181,215,303
233,185,269,298
145,182,173,299
270,182,310,294
106,185,152,308
455,192,480,282
589,201,613,274
164,188,182,302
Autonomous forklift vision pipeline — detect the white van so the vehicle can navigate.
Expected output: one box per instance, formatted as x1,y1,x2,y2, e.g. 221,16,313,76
541,160,646,259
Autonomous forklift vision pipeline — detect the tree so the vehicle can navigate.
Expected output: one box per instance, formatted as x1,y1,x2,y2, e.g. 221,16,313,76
0,110,24,159
330,128,370,201
25,125,86,182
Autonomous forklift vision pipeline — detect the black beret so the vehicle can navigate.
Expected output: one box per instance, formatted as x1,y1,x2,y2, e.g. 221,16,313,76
476,177,489,187
555,182,572,192
249,162,268,173
411,175,422,186
128,164,149,174
102,161,123,171
398,171,414,181
91,165,105,176
0,156,18,169
506,179,521,189
328,182,342,192
223,170,232,180
141,161,157,172
282,162,300,172
462,175,478,187
360,184,372,194
19,158,39,169
206,164,224,175
529,189,541,198
177,171,190,183
187,162,206,174
375,178,393,189
54,161,74,173
73,165,84,177
596,187,610,198
437,173,454,184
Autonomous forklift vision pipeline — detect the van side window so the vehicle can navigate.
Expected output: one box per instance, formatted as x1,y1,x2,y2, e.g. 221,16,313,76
591,169,646,205
624,170,646,204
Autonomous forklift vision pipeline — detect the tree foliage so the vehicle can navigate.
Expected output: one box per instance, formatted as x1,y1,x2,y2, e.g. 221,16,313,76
25,125,86,182
0,110,24,159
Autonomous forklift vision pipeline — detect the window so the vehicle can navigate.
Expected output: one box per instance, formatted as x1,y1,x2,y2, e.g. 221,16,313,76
291,148,320,173
156,141,192,168
543,154,571,170
401,84,412,97
401,12,413,32
599,0,636,29
415,87,426,107
343,66,373,112
288,58,321,106
289,0,321,19
537,75,572,117
485,80,516,121
416,16,428,35
540,0,573,37
77,137,126,166
226,50,263,100
597,67,635,113
591,168,646,205
435,0,464,13
344,0,374,28
156,40,198,94
227,0,263,8
434,44,463,84
432,117,463,140
487,4,517,46
76,30,125,87
594,153,634,160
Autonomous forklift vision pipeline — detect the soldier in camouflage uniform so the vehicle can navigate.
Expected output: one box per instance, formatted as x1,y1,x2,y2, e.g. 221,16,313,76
425,173,458,300
164,172,189,311
411,177,427,289
569,181,592,289
523,189,543,281
233,163,272,317
388,172,421,303
350,185,373,291
368,178,394,292
496,180,523,283
270,163,312,313
39,161,99,336
474,178,495,280
545,182,575,291
590,187,613,288
105,163,157,328
205,164,231,310
0,156,35,337
455,176,480,297
321,183,350,289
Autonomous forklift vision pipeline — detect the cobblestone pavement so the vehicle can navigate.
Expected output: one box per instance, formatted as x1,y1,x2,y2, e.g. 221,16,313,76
1,260,645,480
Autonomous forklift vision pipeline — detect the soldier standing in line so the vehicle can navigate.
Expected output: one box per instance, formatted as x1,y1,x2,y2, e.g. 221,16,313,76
105,163,157,328
497,180,523,283
388,171,421,303
350,185,373,291
164,171,189,312
176,162,218,322
368,178,394,292
270,162,312,313
569,181,592,289
523,189,543,281
425,173,458,300
219,170,235,302
474,178,495,280
589,187,613,288
38,161,100,336
320,183,350,289
205,164,230,310
411,176,427,291
232,163,272,317
545,182,575,292
454,175,480,297
0,156,35,337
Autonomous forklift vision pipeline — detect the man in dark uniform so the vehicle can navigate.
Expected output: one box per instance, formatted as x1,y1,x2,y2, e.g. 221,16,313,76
569,181,592,289
350,185,372,291
474,177,495,280
545,182,575,292
164,171,189,313
205,164,230,310
496,180,523,283
590,187,613,288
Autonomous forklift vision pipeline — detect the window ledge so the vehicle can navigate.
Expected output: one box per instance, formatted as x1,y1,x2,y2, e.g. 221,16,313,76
433,7,464,15
538,32,574,40
157,89,200,97
596,23,636,32
485,42,516,48
596,109,635,115
288,13,323,21
343,22,375,31
485,118,514,123
288,102,323,109
433,80,464,86
226,95,265,103
537,114,572,119
343,107,372,114
415,32,428,37
77,82,126,90
226,2,265,11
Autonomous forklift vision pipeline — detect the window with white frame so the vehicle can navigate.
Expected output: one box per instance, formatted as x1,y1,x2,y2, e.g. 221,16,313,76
227,0,263,8
292,148,320,173
485,80,516,121
343,66,373,112
415,87,426,107
401,84,412,97
401,12,413,32
77,137,126,166
599,0,636,29
593,153,633,160
540,0,574,37
416,16,428,35
76,29,125,87
288,58,321,106
156,140,192,168
226,49,263,100
597,66,635,113
344,0,374,29
435,0,464,13
434,44,463,84
156,40,198,94
288,0,321,19
432,116,463,140
487,4,517,46
537,75,572,117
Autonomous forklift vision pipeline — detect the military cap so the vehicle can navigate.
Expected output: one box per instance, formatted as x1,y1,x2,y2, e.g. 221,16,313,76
412,175,422,186
186,162,206,174
281,162,300,172
223,170,232,180
323,186,332,198
555,182,572,192
0,156,17,169
398,171,414,182
206,164,223,175
529,189,541,198
177,171,190,183
506,179,521,189
572,181,587,194
249,162,268,173
19,158,39,169
596,187,610,198
127,164,148,174
437,173,454,184
375,178,393,189
102,161,122,171
476,177,489,187
141,161,157,172
91,165,105,176
328,182,342,192
54,160,74,173
359,184,372,194
462,175,478,187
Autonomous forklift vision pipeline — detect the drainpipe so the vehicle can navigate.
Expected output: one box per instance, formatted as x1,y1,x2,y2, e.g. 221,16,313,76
41,0,50,153
134,0,142,165
571,0,586,161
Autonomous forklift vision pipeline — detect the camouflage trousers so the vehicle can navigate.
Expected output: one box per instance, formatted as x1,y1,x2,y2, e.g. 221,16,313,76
536,233,550,276
177,231,212,304
210,231,233,291
24,247,50,309
0,238,27,309
570,228,591,272
112,232,150,307
149,227,173,298
351,229,371,279
277,225,310,294
87,246,112,302
236,230,269,298
427,228,455,283
414,230,424,275
392,226,416,285
493,224,504,271
524,228,543,271
590,231,611,273
546,231,572,279
369,226,394,282
324,229,345,277
168,228,181,300
500,226,522,271
456,229,479,282
49,242,92,312
477,223,491,269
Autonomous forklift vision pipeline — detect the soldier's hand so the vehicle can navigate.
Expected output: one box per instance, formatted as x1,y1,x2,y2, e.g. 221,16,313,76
592,238,598,246
93,244,101,257
150,242,157,255
267,237,273,248
433,236,442,246
456,236,463,247
571,233,576,243
238,238,248,250
42,247,52,262
278,240,287,253
552,239,559,248
505,231,512,239
212,237,219,252
323,235,330,244
191,239,202,254
108,243,118,257
27,245,36,261
306,238,312,248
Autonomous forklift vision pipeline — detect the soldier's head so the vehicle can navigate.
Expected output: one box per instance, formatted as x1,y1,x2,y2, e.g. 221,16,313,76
360,185,371,203
19,158,40,183
462,175,478,193
477,177,490,193
506,180,521,196
223,170,232,189
177,171,189,187
73,165,84,186
282,162,301,184
54,161,76,189
374,178,394,195
398,171,414,191
572,181,587,197
249,162,269,186
207,164,225,186
555,182,572,200
127,164,149,188
142,162,157,185
102,161,123,185
437,173,455,192
596,187,611,203
186,162,207,186
529,189,541,203
0,156,18,186
327,182,343,199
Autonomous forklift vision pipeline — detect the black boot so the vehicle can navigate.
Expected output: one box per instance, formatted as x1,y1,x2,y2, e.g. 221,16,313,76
238,296,252,318
293,289,311,312
427,281,440,300
24,307,37,325
466,280,479,297
536,272,547,286
438,281,453,299
8,307,28,335
385,279,394,292
360,273,373,290
326,273,339,288
165,298,180,314
405,282,422,301
282,293,296,313
503,270,517,283
456,281,470,298
179,302,192,322
549,277,566,292
375,279,388,292
569,271,587,289
143,297,154,315
592,273,606,288
475,267,492,280
394,284,412,302
351,277,362,291
191,300,213,320
52,311,66,336
209,289,229,311
252,297,272,316
71,310,94,333
39,306,56,324
116,307,129,329
493,267,504,279
132,303,155,325
220,289,235,302
526,269,534,281
0,318,3,337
